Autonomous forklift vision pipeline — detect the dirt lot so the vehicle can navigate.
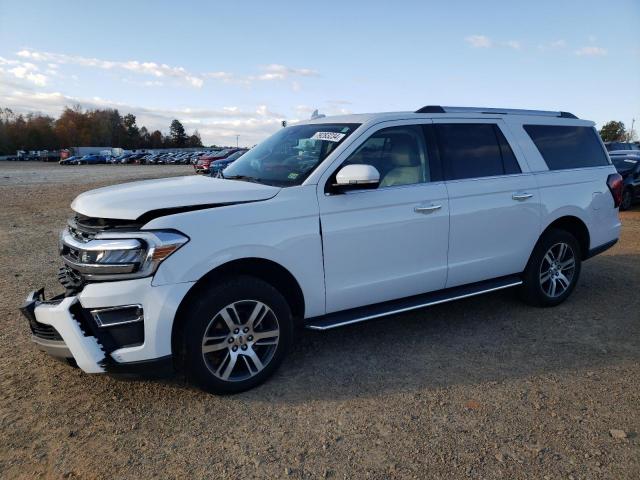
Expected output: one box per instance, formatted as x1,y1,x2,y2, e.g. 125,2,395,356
0,162,638,479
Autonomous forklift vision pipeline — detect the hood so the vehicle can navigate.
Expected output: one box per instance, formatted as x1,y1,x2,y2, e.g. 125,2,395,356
71,175,281,220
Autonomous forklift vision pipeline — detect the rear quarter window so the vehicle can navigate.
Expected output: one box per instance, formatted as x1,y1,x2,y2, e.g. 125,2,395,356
524,125,609,170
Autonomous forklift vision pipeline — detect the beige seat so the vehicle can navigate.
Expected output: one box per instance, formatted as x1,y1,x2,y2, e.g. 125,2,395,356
379,137,422,187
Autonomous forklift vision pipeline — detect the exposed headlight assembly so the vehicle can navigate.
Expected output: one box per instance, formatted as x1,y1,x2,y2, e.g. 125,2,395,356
60,229,188,280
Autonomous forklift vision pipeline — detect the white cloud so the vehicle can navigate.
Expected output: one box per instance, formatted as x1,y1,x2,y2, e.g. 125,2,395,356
575,46,607,56
465,35,492,48
14,48,320,89
505,40,521,50
0,58,48,86
261,64,319,78
204,71,235,82
17,48,204,88
0,74,285,145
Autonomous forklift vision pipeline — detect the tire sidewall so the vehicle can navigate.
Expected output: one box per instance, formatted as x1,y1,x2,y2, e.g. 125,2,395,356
182,276,293,394
523,229,582,307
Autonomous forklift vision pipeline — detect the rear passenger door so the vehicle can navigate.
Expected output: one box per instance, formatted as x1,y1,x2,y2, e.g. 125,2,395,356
430,119,541,287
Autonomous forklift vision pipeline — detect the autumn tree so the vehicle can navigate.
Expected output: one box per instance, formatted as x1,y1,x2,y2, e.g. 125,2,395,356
0,105,202,153
599,121,626,142
149,130,164,148
122,113,139,149
170,119,187,147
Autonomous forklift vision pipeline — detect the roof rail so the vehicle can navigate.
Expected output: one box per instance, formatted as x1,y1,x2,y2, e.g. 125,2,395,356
415,105,577,119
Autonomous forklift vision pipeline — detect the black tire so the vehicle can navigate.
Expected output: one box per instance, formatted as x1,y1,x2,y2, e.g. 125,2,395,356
520,229,582,307
620,188,633,211
181,275,293,394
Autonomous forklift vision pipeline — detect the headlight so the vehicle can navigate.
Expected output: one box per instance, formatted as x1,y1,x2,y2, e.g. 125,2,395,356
60,229,188,280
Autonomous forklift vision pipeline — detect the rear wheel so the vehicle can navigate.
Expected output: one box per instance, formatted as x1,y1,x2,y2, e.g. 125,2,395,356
620,188,633,211
520,229,582,307
182,276,293,394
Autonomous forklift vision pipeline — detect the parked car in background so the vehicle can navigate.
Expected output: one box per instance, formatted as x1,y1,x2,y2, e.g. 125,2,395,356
209,149,248,177
125,153,146,164
604,141,640,152
610,151,640,210
194,148,242,174
108,153,129,164
59,156,79,165
22,105,622,394
76,154,107,165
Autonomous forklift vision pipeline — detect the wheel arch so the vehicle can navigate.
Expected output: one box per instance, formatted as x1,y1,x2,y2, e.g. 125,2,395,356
540,215,590,259
171,257,305,362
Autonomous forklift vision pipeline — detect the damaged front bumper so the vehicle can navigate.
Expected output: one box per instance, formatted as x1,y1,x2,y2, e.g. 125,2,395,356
20,289,106,372
20,278,194,376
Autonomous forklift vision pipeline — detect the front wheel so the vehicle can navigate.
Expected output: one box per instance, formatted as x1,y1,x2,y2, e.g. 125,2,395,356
182,276,293,394
520,229,582,307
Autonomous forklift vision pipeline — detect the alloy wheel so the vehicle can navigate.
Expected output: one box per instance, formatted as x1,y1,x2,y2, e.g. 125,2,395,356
201,300,280,382
539,242,576,298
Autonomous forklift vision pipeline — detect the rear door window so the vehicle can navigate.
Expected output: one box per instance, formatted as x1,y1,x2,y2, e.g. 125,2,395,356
524,125,609,170
435,123,521,180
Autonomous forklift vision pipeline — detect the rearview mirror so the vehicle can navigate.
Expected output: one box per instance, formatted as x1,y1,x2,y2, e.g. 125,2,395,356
333,164,380,191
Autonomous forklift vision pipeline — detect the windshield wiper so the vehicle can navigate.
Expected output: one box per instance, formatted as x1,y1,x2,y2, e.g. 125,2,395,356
223,174,262,184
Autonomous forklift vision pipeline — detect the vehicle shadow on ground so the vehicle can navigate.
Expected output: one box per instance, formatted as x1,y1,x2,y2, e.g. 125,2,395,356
236,252,640,403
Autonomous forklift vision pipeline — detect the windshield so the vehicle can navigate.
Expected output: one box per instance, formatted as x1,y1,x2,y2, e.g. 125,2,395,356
222,123,359,186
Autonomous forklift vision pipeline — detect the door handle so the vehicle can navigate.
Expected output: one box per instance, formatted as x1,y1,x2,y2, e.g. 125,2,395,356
414,204,442,214
512,192,533,201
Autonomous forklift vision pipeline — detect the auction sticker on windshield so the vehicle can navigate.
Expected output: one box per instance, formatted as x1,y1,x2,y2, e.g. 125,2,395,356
311,132,346,142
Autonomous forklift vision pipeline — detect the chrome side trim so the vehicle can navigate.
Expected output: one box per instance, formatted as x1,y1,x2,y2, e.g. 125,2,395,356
306,280,523,331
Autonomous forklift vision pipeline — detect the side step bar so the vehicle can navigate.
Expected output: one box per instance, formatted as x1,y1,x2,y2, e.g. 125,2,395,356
305,275,523,331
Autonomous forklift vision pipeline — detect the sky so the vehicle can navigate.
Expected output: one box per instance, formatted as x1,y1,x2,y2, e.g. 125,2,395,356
0,0,639,147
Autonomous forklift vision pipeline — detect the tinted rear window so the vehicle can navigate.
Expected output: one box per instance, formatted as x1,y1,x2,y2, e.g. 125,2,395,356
524,125,609,170
435,123,521,180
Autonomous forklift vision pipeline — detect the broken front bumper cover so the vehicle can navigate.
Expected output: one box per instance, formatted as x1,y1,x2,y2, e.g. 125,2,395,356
20,289,106,373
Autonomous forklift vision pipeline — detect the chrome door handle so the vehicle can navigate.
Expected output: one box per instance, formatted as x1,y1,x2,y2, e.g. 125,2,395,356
414,204,442,214
512,192,533,201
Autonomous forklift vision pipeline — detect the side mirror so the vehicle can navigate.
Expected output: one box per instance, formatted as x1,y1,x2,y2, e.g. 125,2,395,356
333,164,380,191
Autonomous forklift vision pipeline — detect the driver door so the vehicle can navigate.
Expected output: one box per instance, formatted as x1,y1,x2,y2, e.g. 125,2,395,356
317,121,450,313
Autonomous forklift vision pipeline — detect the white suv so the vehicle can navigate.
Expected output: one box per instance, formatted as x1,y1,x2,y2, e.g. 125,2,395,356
22,106,623,393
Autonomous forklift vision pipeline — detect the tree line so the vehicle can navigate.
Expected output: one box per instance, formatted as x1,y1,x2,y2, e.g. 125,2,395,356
598,120,637,143
0,106,202,155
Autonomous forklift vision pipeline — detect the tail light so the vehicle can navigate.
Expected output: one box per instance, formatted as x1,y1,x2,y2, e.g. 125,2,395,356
607,173,623,208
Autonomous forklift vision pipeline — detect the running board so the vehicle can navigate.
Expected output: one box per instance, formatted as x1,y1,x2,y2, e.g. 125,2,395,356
305,275,523,331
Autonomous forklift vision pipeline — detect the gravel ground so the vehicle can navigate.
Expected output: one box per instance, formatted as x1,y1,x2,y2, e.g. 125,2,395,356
0,162,638,479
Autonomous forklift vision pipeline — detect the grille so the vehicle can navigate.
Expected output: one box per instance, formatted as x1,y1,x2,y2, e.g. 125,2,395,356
30,321,64,341
58,265,84,292
68,223,96,242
